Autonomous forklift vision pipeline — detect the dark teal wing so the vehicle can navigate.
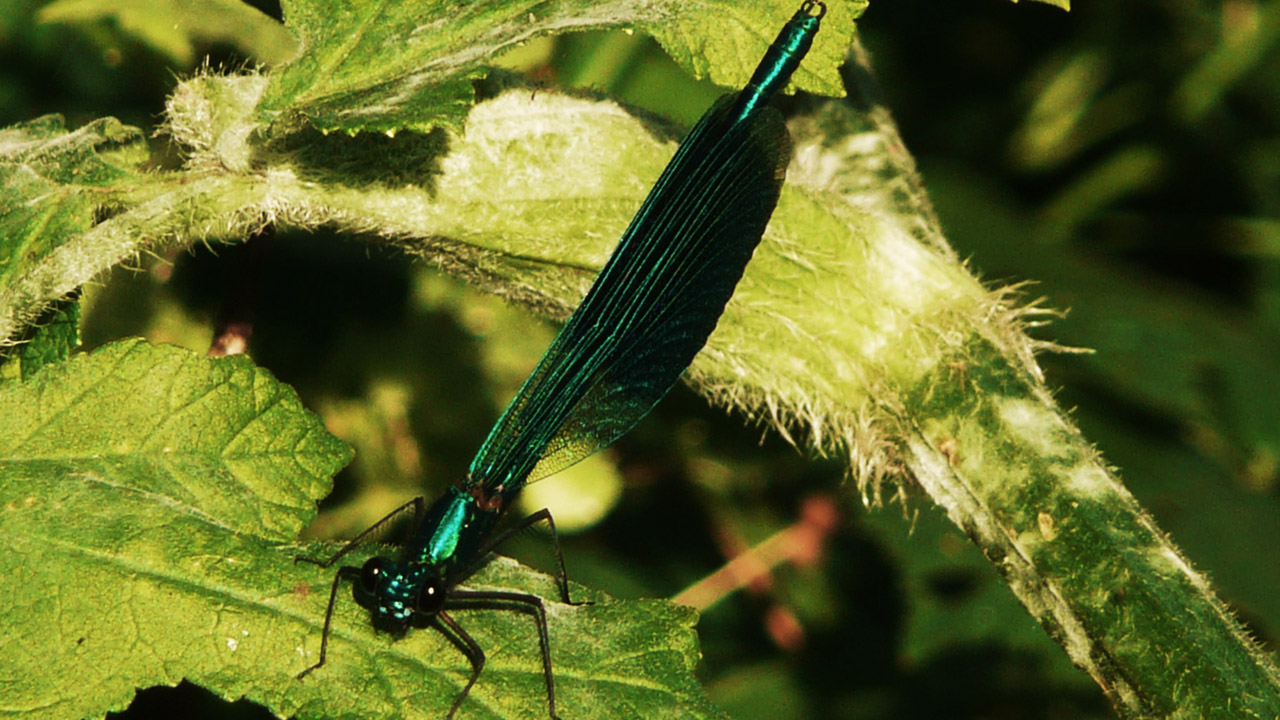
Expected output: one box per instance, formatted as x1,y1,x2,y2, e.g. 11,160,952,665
467,95,792,493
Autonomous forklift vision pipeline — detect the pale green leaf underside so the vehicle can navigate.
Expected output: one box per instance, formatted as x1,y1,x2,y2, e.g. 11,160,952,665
0,339,724,720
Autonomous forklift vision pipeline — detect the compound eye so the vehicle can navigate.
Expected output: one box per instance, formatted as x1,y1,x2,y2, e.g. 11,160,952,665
359,557,386,593
416,577,447,615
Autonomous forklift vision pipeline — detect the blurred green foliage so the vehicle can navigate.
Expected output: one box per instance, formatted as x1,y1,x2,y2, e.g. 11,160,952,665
6,0,1277,718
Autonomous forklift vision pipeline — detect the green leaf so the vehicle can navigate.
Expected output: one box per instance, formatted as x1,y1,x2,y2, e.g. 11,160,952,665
0,338,724,720
260,0,859,135
0,296,80,381
0,338,348,537
0,115,151,353
645,0,859,99
37,0,299,67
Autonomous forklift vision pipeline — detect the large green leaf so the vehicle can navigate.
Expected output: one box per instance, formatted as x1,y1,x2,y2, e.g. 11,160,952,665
0,338,724,720
260,0,855,135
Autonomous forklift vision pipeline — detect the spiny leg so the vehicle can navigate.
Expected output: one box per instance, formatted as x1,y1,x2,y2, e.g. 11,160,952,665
433,611,486,720
449,589,564,720
473,508,575,604
297,565,360,679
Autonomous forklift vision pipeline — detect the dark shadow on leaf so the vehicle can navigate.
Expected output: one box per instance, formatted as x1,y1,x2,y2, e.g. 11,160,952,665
107,681,275,720
272,125,451,194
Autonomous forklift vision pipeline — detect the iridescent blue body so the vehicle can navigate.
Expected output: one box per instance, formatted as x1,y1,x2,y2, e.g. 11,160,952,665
296,3,827,718
733,2,825,121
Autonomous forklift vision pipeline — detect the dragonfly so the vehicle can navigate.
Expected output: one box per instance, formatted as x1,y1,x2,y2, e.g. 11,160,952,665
294,2,827,718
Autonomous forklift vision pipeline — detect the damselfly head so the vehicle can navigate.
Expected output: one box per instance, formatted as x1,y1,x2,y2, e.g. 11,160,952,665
353,556,415,633
800,0,826,19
